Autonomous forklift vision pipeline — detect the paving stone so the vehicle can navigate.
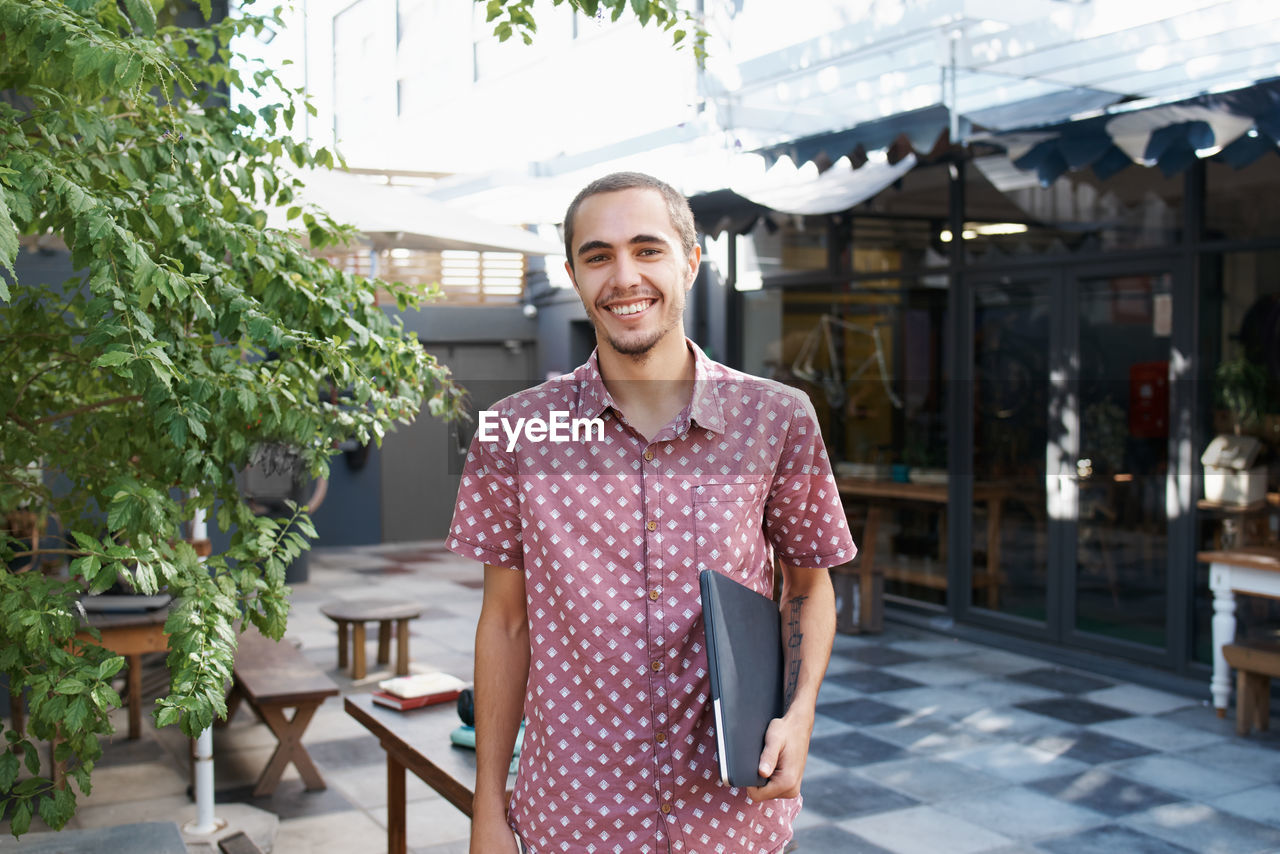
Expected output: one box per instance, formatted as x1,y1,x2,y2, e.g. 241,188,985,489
884,660,988,686
934,786,1107,841
856,756,1004,802
825,669,923,695
1028,769,1179,817
807,731,905,768
1023,729,1154,764
1123,801,1280,854
1086,715,1226,752
1082,685,1197,716
799,773,918,820
1038,824,1196,854
839,805,1014,854
788,822,896,853
1015,697,1133,726
1010,667,1115,695
1211,783,1280,828
1110,754,1254,800
818,698,913,726
940,742,1090,784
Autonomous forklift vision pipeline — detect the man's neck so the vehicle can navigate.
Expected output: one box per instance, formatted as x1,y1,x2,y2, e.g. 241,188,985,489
597,333,696,441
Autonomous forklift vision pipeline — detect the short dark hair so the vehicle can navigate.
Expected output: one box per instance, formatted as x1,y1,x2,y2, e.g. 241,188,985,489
562,172,697,270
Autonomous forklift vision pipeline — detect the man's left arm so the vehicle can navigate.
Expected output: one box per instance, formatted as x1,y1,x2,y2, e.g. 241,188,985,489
746,561,835,802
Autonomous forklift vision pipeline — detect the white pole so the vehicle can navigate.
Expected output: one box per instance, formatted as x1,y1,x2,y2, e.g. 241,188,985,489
184,499,225,836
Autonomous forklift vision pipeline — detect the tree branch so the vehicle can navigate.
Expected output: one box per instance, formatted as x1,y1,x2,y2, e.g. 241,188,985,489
33,395,143,425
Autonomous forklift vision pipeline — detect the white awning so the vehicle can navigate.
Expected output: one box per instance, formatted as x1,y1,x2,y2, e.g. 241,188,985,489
728,152,918,216
274,169,562,255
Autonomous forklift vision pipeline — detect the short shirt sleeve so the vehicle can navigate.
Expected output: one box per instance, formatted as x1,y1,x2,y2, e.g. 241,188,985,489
765,392,857,569
446,424,523,570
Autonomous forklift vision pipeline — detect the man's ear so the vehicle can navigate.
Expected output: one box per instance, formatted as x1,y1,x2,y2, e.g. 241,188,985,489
565,258,580,294
685,245,701,290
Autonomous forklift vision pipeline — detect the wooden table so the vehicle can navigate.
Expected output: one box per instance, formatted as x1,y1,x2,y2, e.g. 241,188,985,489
1198,493,1279,549
1199,547,1280,715
837,478,1008,617
75,606,171,739
321,599,421,679
345,694,515,854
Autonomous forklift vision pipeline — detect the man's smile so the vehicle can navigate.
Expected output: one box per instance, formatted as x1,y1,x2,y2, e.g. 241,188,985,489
605,298,656,317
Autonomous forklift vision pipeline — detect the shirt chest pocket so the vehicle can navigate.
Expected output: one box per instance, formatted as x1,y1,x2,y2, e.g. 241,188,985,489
692,480,768,578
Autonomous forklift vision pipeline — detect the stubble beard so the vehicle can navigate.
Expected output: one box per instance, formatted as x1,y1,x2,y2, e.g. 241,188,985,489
591,290,685,361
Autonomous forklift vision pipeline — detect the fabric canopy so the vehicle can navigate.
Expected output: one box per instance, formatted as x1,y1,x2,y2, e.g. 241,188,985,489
274,169,561,255
690,152,918,235
988,78,1280,186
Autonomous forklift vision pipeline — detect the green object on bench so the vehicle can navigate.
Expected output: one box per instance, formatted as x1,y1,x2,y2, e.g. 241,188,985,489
5,821,186,852
224,627,340,796
449,722,523,773
1224,640,1280,736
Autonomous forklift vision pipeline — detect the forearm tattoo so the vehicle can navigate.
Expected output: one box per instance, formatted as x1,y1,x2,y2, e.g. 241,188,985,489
783,595,808,709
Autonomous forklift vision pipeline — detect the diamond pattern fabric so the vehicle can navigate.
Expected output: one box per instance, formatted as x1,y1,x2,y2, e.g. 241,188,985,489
448,343,856,853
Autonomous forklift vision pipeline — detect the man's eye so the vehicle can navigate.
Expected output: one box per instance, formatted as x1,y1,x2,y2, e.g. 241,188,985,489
586,254,607,264
639,248,660,256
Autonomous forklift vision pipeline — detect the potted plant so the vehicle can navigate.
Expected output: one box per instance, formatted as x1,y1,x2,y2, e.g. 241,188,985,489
1215,355,1270,435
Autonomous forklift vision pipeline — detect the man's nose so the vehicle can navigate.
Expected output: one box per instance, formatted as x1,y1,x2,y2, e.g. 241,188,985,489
612,253,642,286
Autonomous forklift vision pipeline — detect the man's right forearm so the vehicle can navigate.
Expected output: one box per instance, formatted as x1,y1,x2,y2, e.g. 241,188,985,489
472,569,530,824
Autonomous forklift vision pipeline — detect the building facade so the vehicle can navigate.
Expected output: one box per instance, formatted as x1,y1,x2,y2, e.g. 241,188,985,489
275,0,1280,684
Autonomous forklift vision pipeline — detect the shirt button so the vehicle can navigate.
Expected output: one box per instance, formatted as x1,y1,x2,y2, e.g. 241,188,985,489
660,803,672,815
649,588,660,601
644,449,654,461
651,660,662,672
656,732,667,744
646,520,657,532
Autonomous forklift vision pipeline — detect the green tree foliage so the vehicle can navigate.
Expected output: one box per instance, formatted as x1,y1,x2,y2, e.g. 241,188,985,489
0,0,692,835
0,0,463,834
484,0,705,52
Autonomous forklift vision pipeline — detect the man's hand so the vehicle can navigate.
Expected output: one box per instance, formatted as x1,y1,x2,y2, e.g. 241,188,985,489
744,707,815,802
470,813,519,854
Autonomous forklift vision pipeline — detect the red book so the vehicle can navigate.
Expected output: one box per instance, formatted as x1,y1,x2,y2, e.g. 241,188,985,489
370,688,462,711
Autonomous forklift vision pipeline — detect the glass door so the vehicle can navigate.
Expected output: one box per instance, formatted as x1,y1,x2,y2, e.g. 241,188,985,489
965,267,1178,661
1068,272,1174,650
971,277,1054,625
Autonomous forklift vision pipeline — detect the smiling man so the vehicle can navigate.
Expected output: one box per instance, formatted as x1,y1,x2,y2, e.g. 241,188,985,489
447,172,856,854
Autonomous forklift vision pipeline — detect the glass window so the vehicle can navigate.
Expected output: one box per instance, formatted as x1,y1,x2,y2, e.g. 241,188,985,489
1205,152,1280,242
770,282,951,607
1192,249,1280,662
966,152,1184,256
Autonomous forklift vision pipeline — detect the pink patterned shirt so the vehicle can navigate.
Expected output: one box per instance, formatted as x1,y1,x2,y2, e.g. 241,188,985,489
447,342,856,854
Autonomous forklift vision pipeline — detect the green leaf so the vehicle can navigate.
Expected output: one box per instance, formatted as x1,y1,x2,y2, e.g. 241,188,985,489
10,799,31,837
93,351,132,368
97,656,125,681
0,190,17,293
0,752,18,791
123,0,158,35
55,678,86,695
21,742,39,776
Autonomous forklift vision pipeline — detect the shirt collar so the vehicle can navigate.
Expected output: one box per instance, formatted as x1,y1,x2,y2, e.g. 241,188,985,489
574,339,727,435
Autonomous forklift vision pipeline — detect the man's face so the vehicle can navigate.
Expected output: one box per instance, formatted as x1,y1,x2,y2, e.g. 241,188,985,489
565,187,700,359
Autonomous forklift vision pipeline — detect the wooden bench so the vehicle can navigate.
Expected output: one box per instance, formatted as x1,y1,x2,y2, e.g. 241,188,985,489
1223,641,1280,736
221,627,339,796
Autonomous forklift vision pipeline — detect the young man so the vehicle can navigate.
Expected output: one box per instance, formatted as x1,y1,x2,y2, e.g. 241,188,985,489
447,172,855,854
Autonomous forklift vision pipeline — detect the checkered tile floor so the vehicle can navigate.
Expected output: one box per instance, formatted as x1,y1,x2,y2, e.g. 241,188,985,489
6,542,1278,853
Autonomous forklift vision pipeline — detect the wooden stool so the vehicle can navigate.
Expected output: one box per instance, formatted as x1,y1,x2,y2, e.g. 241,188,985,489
1223,641,1280,736
320,599,421,679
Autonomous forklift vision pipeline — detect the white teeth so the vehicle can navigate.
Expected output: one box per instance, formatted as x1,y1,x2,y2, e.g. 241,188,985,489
608,300,653,316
